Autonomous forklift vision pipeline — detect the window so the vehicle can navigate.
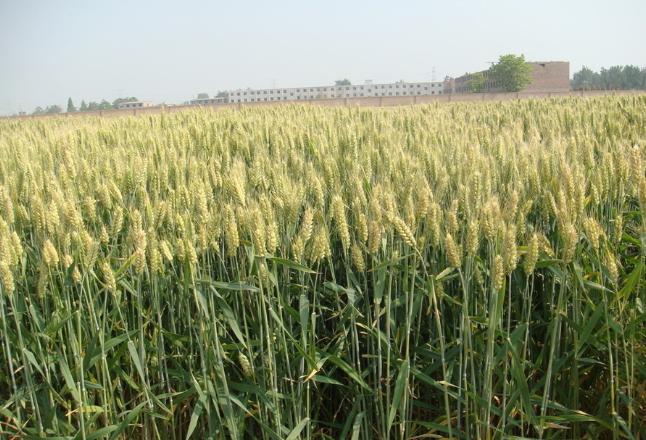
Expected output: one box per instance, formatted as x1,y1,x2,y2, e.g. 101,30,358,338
346,87,349,90
353,86,356,90
251,99,255,102
396,85,399,88
263,91,267,94
360,93,364,96
424,87,428,90
431,91,435,95
244,99,247,102
381,86,385,89
271,97,274,100
297,89,300,92
270,90,274,94
237,92,240,96
324,88,327,91
389,92,392,95
403,85,406,88
277,90,280,94
360,86,363,90
389,85,392,88
264,98,267,101
317,88,320,91
251,92,255,95
396,92,399,95
403,92,406,95
417,85,421,88
244,92,247,95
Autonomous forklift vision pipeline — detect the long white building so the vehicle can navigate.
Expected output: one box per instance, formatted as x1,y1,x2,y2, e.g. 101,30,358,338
228,80,443,103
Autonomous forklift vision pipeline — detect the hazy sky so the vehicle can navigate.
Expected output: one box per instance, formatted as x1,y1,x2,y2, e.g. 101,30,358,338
1,0,644,115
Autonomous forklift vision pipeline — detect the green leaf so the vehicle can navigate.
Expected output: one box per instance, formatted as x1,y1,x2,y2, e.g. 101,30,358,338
325,355,372,391
285,417,310,440
388,360,409,427
107,401,147,440
186,397,205,440
211,287,247,347
269,257,317,273
311,375,344,386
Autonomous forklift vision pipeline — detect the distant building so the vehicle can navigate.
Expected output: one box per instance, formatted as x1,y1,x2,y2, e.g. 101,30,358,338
443,61,570,94
227,80,443,103
117,101,153,109
189,97,228,105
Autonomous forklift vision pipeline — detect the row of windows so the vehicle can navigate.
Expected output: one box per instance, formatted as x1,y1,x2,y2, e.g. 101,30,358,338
233,84,441,96
229,90,443,102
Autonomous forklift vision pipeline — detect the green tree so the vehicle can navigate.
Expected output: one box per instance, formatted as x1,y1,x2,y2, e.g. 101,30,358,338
32,106,45,115
98,100,113,110
87,101,100,111
335,78,351,86
197,93,209,99
45,105,62,114
67,98,77,113
215,91,229,98
571,66,601,90
466,72,487,93
491,54,533,92
79,100,88,111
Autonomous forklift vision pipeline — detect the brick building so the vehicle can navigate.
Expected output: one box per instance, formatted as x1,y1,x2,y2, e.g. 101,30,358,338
443,61,570,94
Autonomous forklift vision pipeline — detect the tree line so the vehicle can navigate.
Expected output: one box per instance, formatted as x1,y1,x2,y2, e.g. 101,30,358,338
571,65,646,91
32,97,139,115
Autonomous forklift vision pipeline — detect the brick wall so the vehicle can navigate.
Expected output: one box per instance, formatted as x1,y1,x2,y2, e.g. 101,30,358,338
3,89,646,122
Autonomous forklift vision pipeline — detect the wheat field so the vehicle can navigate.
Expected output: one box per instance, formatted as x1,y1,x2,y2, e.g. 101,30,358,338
0,96,645,439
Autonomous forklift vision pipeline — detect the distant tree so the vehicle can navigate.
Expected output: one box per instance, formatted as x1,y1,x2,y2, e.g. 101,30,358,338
571,65,646,91
335,78,351,86
98,100,113,110
571,66,601,90
621,65,645,89
112,97,139,108
197,93,209,99
45,105,62,114
32,106,45,115
491,54,533,92
466,72,487,93
87,101,100,111
79,100,88,111
67,98,77,113
215,91,229,98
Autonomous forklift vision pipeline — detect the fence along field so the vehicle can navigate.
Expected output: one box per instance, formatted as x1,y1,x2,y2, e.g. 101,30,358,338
0,96,645,439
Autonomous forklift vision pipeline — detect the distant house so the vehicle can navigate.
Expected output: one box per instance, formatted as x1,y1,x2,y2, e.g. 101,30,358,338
189,97,228,105
117,101,153,109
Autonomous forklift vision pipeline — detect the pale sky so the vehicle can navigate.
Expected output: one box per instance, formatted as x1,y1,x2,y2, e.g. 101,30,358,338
1,0,644,115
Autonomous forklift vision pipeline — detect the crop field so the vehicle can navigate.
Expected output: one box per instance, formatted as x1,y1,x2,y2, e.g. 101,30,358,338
0,96,645,439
